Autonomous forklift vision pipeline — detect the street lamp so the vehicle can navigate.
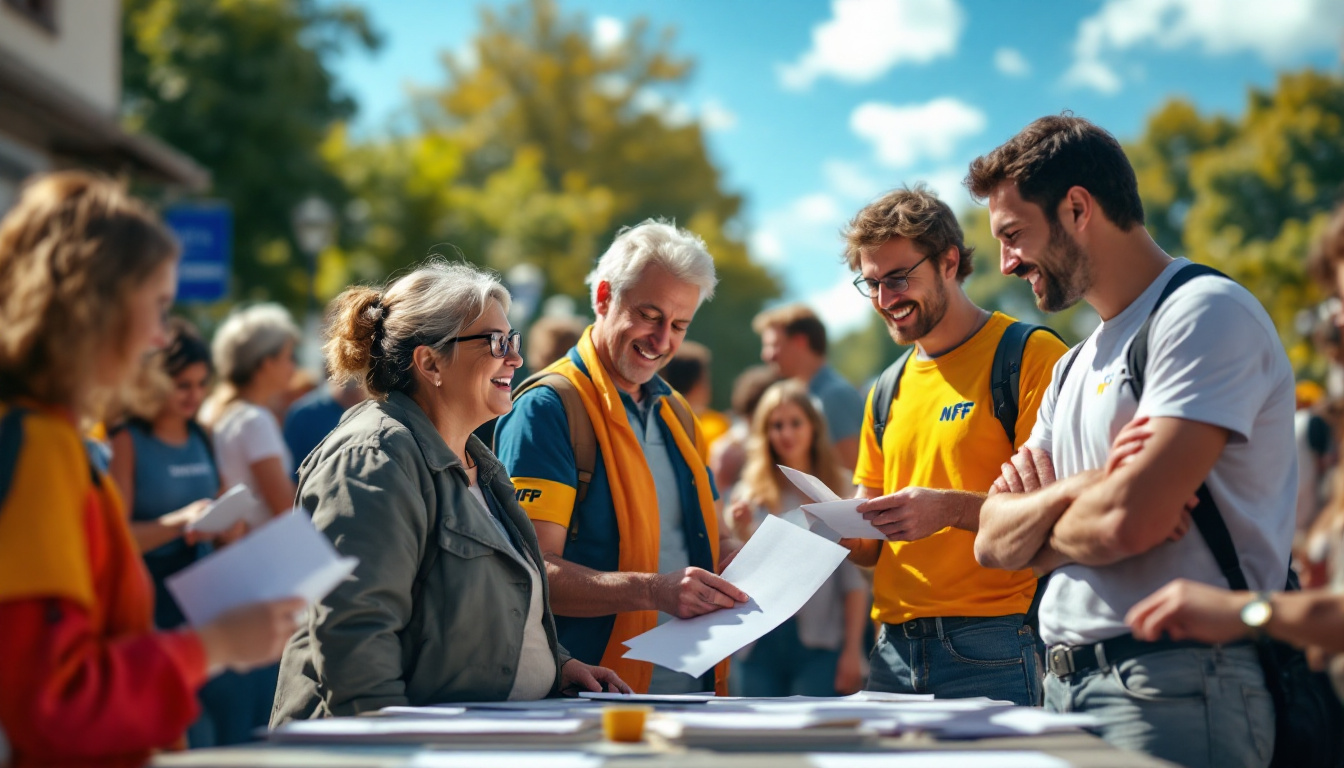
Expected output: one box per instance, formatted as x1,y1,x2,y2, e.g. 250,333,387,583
291,195,336,374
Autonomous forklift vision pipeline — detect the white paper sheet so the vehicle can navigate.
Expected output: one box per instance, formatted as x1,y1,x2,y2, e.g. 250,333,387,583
659,712,858,730
621,515,848,677
577,692,719,703
269,717,592,743
799,499,887,540
408,753,602,768
187,483,269,534
809,752,1072,768
778,465,843,503
166,511,358,627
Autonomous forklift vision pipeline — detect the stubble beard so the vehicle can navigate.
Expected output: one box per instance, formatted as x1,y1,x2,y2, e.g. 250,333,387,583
1035,224,1092,314
884,273,949,346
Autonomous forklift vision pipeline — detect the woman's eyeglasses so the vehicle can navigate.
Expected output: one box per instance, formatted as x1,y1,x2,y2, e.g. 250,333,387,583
441,330,522,359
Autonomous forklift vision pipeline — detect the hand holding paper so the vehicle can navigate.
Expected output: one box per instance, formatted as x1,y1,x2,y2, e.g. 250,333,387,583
622,515,848,678
166,510,358,627
777,465,886,540
188,484,270,535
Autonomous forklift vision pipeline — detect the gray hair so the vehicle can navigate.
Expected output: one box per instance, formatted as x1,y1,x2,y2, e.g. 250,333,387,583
325,259,512,397
585,219,718,312
212,303,300,387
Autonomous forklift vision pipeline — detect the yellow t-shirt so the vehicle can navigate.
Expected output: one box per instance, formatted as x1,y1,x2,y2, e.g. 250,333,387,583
854,312,1068,625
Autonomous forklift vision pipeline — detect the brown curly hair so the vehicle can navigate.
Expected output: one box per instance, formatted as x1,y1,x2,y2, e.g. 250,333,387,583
0,172,178,415
842,185,974,282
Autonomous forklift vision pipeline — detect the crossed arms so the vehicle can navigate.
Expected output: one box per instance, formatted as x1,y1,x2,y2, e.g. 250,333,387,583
975,415,1228,574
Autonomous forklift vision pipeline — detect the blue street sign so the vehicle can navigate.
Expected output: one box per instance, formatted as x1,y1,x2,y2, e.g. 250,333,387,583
165,203,232,303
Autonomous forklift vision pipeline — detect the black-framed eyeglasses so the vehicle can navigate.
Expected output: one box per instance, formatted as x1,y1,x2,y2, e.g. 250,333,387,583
852,253,932,298
441,330,522,359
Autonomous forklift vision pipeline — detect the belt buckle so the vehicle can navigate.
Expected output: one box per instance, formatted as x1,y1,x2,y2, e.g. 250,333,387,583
1047,646,1075,677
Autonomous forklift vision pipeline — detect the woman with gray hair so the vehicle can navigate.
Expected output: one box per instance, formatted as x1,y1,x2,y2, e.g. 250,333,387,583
272,260,629,722
200,303,301,518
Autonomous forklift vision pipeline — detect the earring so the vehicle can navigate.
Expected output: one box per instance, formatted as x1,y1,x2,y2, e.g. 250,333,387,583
435,377,442,387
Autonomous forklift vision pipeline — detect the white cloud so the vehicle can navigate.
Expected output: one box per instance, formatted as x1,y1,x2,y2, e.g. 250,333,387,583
823,160,886,202
778,0,965,90
750,229,785,264
994,47,1030,78
632,88,694,127
794,193,844,224
911,165,974,212
592,16,625,54
700,99,737,132
750,192,846,266
850,98,987,169
1065,0,1344,94
804,269,877,336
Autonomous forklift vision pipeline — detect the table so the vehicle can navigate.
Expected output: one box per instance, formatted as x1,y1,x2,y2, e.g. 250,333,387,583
153,730,1178,767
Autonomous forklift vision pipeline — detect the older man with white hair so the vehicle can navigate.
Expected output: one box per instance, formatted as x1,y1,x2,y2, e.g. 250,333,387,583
496,220,745,695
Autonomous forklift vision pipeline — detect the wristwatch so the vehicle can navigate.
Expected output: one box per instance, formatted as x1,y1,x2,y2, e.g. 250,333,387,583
1239,591,1274,639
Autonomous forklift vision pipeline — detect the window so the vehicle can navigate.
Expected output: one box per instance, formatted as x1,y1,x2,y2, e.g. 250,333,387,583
4,0,57,34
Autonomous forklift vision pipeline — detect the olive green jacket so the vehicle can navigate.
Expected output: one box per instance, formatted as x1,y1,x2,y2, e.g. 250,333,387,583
271,391,571,725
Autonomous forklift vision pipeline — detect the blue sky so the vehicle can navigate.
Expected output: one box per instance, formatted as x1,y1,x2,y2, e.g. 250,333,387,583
327,0,1344,334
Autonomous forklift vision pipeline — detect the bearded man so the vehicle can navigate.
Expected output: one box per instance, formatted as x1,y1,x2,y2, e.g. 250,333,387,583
839,186,1067,703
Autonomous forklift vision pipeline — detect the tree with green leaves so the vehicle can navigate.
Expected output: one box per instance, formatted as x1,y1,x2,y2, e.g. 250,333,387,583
122,0,380,310
325,0,779,406
1128,70,1344,370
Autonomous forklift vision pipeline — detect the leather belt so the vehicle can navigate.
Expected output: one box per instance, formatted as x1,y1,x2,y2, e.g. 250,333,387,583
1045,633,1212,678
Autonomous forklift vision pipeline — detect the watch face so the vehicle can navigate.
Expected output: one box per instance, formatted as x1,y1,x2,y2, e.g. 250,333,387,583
1241,598,1272,628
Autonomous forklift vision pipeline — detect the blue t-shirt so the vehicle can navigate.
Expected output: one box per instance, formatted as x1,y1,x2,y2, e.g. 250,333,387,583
124,420,218,628
494,348,718,669
809,364,865,442
283,387,349,479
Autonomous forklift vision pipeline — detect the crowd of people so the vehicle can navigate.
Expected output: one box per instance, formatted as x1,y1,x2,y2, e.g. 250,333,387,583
1,114,1344,768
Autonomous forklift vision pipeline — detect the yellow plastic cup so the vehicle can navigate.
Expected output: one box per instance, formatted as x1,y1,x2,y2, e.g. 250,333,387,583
602,705,652,743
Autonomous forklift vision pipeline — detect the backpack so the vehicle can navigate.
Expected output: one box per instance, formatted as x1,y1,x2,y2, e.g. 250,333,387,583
509,371,696,542
1044,262,1343,768
0,407,108,516
869,320,1063,448
0,407,27,513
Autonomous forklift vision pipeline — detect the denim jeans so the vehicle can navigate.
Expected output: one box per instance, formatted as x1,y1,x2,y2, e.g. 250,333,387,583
1044,645,1273,768
867,615,1040,705
735,617,841,697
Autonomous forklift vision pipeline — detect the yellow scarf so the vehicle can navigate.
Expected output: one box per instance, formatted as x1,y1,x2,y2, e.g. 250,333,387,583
547,328,728,694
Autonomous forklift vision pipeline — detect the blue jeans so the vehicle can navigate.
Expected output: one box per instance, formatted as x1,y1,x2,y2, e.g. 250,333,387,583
867,615,1040,705
1044,645,1273,768
736,617,841,697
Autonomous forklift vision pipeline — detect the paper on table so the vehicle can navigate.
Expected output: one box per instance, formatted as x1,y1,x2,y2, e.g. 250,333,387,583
809,752,1072,768
621,515,848,677
269,717,593,744
187,483,269,534
166,511,358,627
799,499,886,540
778,465,843,503
408,753,602,768
577,692,719,703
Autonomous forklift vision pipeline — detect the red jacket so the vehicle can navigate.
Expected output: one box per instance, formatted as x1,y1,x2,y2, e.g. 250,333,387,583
0,405,208,767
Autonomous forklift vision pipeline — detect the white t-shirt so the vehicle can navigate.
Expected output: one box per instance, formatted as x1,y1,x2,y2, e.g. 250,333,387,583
213,402,293,496
1028,258,1297,647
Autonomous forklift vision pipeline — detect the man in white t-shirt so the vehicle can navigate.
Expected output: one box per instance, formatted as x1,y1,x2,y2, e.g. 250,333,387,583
969,115,1294,768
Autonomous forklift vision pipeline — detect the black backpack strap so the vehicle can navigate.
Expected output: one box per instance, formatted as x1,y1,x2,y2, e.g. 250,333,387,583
1121,262,1250,591
869,349,914,449
1125,263,1228,400
991,323,1064,447
0,407,29,515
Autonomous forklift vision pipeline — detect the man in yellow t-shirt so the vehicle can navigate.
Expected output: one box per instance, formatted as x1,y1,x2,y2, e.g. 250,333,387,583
840,186,1067,704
